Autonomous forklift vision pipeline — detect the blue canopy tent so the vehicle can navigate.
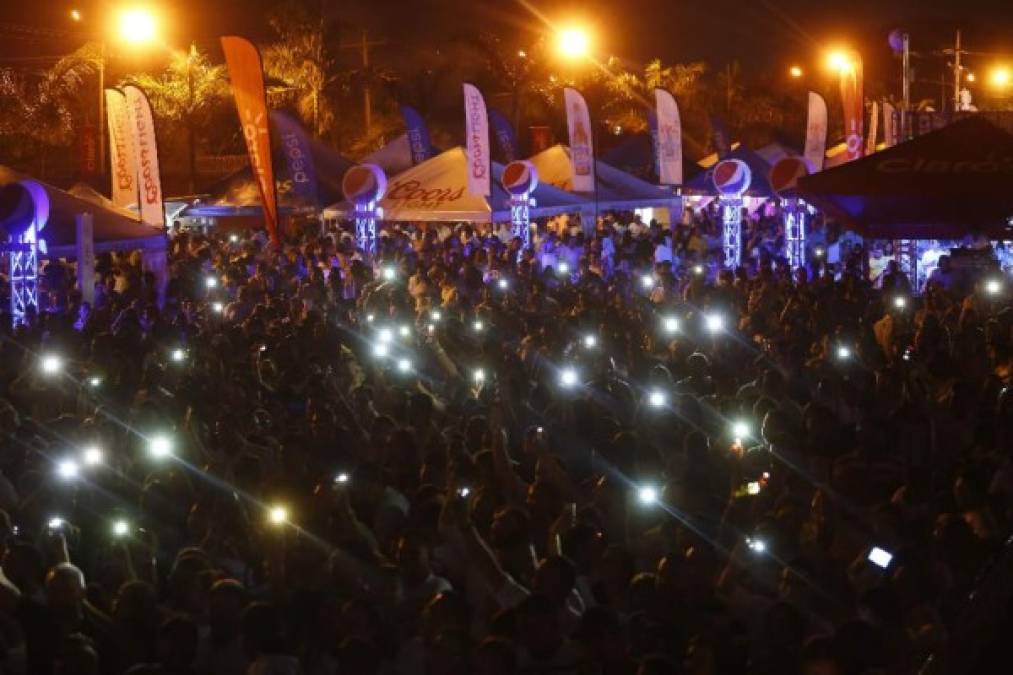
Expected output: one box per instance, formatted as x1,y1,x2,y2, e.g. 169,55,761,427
600,133,701,187
175,132,354,228
683,146,775,198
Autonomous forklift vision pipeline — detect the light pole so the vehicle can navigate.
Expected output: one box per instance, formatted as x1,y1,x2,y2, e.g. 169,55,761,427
72,6,160,182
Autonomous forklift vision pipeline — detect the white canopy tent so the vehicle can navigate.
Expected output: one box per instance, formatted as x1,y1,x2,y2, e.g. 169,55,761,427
323,147,587,223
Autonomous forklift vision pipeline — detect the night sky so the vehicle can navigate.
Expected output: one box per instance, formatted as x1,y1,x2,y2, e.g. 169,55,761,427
1,1,1011,94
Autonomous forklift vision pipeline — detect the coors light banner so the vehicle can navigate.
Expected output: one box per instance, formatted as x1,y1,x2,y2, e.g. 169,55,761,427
105,88,137,209
122,85,164,227
839,61,864,162
563,88,595,193
221,35,279,245
462,83,490,197
654,88,683,186
803,91,828,172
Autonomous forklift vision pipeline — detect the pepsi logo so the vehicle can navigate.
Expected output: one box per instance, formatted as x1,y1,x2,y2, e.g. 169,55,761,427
501,161,539,196
712,159,752,196
342,164,387,205
768,157,809,197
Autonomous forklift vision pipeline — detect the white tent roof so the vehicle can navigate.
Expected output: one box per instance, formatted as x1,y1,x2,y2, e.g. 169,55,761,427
528,145,676,210
361,133,415,176
323,147,587,223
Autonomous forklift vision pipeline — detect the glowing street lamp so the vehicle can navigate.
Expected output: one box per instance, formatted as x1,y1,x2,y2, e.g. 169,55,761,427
118,7,159,45
991,66,1011,89
826,50,855,73
558,27,591,59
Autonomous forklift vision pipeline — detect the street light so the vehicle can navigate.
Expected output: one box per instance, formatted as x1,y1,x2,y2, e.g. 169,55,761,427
826,50,855,72
991,66,1011,88
558,27,591,59
118,7,159,45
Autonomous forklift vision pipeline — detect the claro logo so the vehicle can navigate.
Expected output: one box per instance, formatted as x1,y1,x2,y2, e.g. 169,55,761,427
876,156,1013,174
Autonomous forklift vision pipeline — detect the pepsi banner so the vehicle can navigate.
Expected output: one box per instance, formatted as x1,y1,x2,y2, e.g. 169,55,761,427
105,88,137,209
463,83,491,197
122,85,164,227
563,88,595,193
270,110,319,206
839,60,864,162
401,105,433,166
654,88,683,186
804,92,828,172
222,35,279,245
489,108,519,163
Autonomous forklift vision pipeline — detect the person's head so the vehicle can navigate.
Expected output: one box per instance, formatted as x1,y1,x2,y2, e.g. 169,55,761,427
515,594,560,657
473,636,517,675
208,579,246,640
242,602,285,658
532,555,577,607
157,615,199,670
45,563,85,613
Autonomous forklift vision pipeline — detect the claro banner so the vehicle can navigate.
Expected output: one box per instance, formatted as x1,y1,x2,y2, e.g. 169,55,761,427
840,61,864,162
122,85,164,227
105,88,137,209
463,83,490,197
221,35,279,245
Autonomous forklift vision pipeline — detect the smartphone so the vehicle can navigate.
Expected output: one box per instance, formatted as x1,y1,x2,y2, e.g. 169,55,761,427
457,487,471,499
867,546,893,569
746,481,761,495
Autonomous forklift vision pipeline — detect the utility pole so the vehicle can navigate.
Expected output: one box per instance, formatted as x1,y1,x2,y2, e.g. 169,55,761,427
953,30,961,111
337,31,387,140
362,31,372,137
901,32,910,139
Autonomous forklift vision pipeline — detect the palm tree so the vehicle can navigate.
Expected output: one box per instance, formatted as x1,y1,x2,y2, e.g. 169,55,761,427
262,0,350,141
0,43,100,177
129,44,227,193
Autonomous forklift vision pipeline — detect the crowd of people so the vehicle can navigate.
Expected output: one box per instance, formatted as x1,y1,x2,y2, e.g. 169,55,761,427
0,213,1010,675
